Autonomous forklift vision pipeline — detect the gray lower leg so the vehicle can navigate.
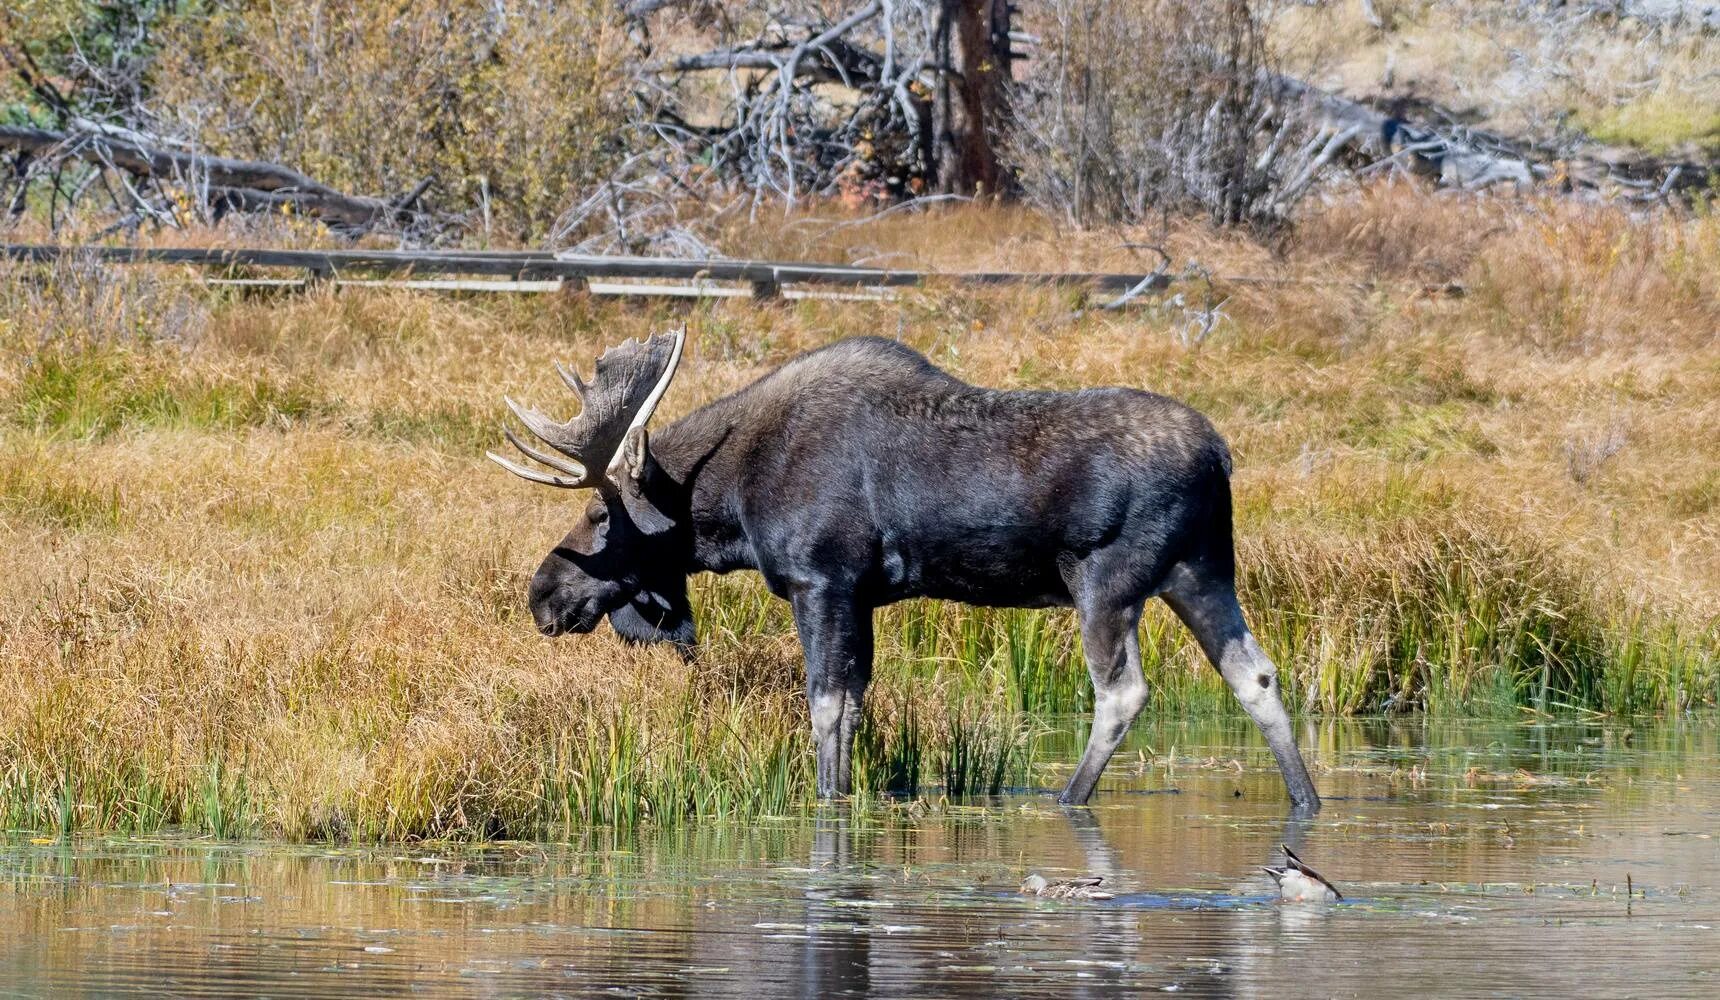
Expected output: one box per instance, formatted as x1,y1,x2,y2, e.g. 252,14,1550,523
1059,603,1148,805
834,669,870,794
793,587,872,799
808,686,845,798
1164,578,1321,811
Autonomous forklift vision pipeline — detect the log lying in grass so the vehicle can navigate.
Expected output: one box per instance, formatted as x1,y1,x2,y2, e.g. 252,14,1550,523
0,242,1174,294
0,124,427,231
1264,69,1712,203
1554,1,1720,32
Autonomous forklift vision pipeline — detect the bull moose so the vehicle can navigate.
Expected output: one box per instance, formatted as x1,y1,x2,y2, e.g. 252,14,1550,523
490,329,1320,812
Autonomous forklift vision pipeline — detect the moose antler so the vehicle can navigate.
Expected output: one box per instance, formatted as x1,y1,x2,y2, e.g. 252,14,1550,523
489,328,686,489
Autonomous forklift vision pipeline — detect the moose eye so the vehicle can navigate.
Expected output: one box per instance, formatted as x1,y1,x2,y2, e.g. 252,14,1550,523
586,503,608,525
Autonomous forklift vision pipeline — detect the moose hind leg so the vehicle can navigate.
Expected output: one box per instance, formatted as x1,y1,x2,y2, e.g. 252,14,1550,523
836,652,873,796
1161,565,1321,812
790,586,873,799
1059,599,1148,806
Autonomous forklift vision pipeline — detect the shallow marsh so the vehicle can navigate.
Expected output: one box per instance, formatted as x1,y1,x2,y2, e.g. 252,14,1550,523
3,717,1717,996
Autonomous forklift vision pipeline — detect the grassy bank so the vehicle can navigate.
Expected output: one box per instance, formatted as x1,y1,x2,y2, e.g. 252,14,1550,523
1,190,1716,839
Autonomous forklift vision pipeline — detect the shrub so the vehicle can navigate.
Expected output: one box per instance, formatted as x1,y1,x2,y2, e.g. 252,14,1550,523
150,0,632,241
1006,0,1282,227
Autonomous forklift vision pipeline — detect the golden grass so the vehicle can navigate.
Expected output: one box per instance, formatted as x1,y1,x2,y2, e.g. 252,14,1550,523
1,187,1716,839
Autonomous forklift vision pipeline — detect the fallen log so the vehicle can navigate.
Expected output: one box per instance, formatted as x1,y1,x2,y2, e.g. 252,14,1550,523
1262,69,1713,203
0,242,1175,292
1265,71,1536,191
0,124,421,231
1552,1,1720,32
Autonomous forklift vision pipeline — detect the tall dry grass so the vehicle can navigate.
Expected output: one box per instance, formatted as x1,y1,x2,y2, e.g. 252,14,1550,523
0,187,1716,839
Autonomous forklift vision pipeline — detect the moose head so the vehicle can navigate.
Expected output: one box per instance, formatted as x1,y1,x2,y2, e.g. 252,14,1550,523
487,328,695,651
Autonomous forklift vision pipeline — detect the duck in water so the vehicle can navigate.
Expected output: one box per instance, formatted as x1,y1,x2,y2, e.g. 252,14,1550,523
1020,874,1117,900
1261,844,1342,902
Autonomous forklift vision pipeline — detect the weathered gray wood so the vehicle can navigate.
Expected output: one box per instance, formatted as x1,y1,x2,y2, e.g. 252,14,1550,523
0,243,1169,292
1,244,563,278
1260,66,1712,200
201,276,890,300
0,125,409,229
1261,72,1536,191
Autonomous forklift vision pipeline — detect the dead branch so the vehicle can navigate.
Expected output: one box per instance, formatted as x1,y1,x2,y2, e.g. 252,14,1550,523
635,1,1009,213
1233,55,1716,214
0,123,427,232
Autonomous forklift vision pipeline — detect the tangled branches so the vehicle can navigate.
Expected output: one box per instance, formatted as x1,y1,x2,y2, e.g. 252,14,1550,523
633,1,1012,211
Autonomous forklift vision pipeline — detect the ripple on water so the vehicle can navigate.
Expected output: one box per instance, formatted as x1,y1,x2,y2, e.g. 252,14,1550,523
2,716,1718,997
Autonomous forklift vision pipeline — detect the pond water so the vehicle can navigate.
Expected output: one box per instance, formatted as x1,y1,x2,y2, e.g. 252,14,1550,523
3,717,1717,997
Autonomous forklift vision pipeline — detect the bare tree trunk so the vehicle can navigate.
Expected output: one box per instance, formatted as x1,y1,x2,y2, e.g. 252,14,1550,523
1212,0,1261,227
936,0,1013,197
6,151,31,216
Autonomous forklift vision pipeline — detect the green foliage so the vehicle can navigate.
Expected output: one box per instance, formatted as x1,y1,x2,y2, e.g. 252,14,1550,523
937,701,1037,796
1582,94,1720,156
885,601,1088,714
0,758,250,837
855,701,924,796
359,401,494,454
10,349,326,438
1,479,121,530
1,1,181,123
1245,511,1718,716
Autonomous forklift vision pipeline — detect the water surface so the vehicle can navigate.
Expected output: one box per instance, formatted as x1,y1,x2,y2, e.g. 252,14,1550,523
4,717,1718,997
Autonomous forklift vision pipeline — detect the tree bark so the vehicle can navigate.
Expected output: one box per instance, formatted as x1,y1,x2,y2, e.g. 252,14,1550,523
936,0,1013,197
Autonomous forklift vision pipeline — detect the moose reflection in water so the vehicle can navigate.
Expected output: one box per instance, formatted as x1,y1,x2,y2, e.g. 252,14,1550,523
774,806,1323,997
491,329,1320,811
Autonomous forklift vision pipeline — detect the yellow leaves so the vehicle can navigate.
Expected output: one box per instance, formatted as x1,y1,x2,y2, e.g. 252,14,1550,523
1609,231,1632,266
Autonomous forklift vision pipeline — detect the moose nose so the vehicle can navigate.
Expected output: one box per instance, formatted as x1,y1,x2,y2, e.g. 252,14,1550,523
532,589,596,637
533,600,564,636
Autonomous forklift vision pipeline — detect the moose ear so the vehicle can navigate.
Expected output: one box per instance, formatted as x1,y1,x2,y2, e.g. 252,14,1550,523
618,425,650,482
620,485,674,535
611,426,675,534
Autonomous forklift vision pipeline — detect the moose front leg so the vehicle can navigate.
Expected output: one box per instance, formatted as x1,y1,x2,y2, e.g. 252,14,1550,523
790,586,874,798
1059,597,1149,805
